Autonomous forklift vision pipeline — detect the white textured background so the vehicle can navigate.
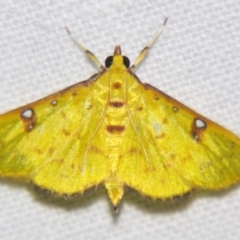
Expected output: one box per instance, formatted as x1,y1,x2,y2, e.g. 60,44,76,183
0,1,240,240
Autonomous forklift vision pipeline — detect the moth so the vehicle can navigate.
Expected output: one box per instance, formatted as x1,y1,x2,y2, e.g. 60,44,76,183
0,18,240,212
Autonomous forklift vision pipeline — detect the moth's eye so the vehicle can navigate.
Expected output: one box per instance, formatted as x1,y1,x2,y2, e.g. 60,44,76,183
105,56,113,68
123,56,130,68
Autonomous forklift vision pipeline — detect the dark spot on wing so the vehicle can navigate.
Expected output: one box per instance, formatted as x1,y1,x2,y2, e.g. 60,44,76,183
113,82,121,89
109,101,125,108
51,100,58,106
172,106,179,112
106,125,125,134
191,118,207,142
153,94,159,100
21,108,36,132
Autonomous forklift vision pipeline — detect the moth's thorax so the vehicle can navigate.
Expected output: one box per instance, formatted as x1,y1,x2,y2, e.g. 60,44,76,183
104,55,129,103
104,61,128,133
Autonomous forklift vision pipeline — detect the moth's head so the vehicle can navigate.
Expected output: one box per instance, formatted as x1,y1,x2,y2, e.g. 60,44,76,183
104,45,130,69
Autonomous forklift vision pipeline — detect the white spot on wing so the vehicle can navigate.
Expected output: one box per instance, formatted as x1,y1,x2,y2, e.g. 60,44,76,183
84,101,92,109
152,122,161,134
195,118,206,128
172,106,178,112
51,100,58,106
28,125,33,130
22,109,33,118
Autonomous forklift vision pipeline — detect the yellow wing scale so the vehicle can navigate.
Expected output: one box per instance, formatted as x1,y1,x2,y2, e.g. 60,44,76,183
120,81,240,200
0,77,111,194
0,19,240,211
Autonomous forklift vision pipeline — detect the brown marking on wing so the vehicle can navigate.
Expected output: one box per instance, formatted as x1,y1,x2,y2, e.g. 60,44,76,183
55,158,64,164
153,94,159,100
71,163,76,169
109,101,125,108
191,118,207,142
62,128,71,136
128,147,139,154
34,147,43,155
50,100,58,106
86,104,93,110
75,133,82,140
61,112,67,119
113,82,121,89
21,108,36,132
89,145,104,154
156,133,165,139
170,153,176,160
162,117,168,124
48,147,55,156
106,125,125,134
163,163,171,169
182,155,192,163
172,106,179,112
87,145,106,158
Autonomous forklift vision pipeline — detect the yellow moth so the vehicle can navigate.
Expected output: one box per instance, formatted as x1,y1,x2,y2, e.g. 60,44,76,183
0,18,240,212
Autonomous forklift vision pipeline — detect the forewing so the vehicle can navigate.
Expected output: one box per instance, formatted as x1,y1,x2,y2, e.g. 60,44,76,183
0,75,110,195
118,79,240,200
